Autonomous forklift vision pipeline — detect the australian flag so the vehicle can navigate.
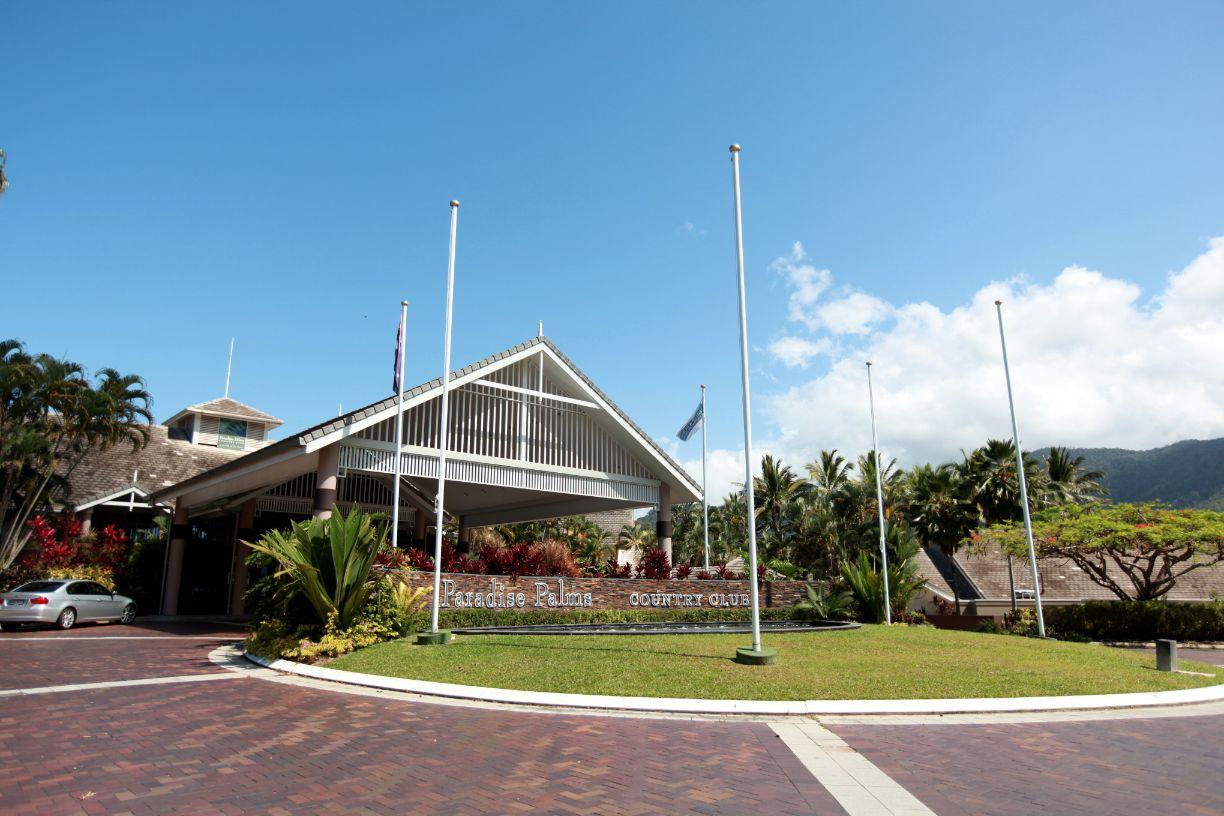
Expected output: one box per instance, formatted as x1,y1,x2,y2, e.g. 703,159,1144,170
677,401,704,441
392,320,404,394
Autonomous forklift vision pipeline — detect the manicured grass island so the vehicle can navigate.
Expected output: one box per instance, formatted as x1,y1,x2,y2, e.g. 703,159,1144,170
327,625,1222,700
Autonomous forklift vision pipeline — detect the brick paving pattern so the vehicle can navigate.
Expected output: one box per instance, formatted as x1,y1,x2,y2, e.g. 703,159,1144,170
0,629,847,815
832,718,1224,816
0,624,241,689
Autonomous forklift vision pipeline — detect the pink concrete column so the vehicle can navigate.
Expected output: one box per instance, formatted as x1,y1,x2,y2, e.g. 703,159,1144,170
162,500,190,615
229,499,257,617
77,508,93,536
313,445,340,520
413,508,427,548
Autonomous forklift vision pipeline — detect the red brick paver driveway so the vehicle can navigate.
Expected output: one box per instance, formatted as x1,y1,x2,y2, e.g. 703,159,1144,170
2,625,1222,815
831,715,1224,816
0,624,844,815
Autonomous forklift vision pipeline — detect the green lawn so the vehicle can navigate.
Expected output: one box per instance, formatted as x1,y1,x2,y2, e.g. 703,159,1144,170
328,625,1223,700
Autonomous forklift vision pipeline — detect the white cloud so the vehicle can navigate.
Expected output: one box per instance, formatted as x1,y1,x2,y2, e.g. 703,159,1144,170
677,221,706,237
771,242,832,330
813,291,894,335
681,447,747,504
759,236,1224,469
768,336,832,368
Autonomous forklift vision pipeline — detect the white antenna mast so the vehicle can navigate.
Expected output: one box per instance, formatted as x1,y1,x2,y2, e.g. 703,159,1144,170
224,337,235,398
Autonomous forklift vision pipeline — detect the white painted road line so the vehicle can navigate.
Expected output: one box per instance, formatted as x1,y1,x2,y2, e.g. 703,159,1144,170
0,672,243,697
770,721,936,816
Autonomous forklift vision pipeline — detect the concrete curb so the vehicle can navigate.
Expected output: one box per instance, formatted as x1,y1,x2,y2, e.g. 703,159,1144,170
243,650,1224,715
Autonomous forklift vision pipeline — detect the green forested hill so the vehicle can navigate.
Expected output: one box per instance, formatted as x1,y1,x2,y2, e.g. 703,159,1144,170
1035,439,1224,510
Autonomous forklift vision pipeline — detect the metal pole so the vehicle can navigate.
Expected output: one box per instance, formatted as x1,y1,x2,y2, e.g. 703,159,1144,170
430,201,460,635
390,300,408,549
701,384,710,571
729,145,762,655
866,362,891,625
224,337,234,399
994,300,1046,637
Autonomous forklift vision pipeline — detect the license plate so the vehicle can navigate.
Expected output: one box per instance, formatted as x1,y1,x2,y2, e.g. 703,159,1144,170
4,599,26,606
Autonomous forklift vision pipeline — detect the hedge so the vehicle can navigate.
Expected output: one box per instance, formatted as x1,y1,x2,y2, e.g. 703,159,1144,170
399,606,808,632
1048,600,1224,642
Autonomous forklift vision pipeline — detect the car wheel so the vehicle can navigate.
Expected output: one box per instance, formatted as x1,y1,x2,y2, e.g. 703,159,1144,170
121,604,137,624
57,607,77,630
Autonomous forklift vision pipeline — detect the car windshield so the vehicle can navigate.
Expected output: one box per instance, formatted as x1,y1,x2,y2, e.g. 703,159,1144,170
12,581,66,593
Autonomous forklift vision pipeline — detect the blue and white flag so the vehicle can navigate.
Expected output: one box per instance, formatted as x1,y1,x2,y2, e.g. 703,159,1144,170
677,401,704,441
392,320,404,394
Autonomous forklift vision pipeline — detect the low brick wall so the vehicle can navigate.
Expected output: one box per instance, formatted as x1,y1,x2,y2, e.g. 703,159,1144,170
389,571,810,612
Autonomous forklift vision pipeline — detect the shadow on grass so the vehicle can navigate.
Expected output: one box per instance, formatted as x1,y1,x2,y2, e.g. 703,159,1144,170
410,638,737,664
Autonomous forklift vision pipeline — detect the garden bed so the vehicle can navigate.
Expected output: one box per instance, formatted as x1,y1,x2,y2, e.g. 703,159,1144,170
327,624,1223,701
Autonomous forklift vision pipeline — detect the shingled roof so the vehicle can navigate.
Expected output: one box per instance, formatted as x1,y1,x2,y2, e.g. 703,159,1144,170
150,335,703,503
170,397,283,426
61,425,248,508
951,540,1224,602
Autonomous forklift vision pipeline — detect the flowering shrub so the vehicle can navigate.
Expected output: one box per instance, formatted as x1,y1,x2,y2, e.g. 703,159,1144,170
11,515,131,589
636,548,671,580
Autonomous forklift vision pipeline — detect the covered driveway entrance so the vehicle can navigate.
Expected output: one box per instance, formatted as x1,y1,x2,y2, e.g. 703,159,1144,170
149,336,701,616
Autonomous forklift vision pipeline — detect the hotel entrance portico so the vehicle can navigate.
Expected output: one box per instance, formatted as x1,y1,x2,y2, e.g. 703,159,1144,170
149,336,702,616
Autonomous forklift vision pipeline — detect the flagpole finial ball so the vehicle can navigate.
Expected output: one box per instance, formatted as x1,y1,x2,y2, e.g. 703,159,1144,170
401,300,409,306
450,200,460,208
994,299,1003,306
729,144,742,153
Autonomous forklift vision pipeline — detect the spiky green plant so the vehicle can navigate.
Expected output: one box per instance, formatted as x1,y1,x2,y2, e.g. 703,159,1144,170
245,506,387,628
840,534,928,624
794,582,854,620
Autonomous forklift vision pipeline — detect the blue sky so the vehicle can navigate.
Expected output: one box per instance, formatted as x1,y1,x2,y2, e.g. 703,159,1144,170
3,2,1223,497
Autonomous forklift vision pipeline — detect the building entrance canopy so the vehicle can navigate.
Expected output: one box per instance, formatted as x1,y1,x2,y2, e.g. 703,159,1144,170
150,336,701,535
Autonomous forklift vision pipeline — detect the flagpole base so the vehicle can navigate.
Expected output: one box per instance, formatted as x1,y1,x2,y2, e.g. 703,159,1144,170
733,646,777,666
416,630,453,646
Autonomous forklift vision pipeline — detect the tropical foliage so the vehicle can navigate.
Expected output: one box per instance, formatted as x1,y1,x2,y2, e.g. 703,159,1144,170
0,339,152,571
244,506,387,629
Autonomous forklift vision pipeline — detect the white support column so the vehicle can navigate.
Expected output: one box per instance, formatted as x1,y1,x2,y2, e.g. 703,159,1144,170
656,483,673,563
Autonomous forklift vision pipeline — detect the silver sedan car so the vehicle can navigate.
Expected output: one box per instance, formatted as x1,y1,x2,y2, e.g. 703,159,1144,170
0,580,137,630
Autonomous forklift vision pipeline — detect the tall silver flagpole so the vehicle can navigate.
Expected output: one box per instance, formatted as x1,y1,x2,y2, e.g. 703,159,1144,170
425,201,460,643
701,384,710,571
729,145,769,664
866,362,891,625
390,300,408,549
994,300,1046,637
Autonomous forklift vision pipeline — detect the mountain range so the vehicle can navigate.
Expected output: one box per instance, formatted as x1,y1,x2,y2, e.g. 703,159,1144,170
1037,438,1224,510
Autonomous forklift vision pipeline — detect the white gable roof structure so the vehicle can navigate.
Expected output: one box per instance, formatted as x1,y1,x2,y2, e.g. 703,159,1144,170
150,337,702,525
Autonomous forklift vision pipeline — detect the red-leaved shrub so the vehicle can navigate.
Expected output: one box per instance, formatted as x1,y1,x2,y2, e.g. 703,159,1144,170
674,564,692,579
535,539,580,578
603,558,632,578
636,548,671,580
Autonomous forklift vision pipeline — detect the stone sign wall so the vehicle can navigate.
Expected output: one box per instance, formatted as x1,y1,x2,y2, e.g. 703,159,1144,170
389,571,810,612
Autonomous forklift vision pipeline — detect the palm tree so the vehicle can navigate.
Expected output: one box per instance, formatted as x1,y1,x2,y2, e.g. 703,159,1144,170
806,449,851,497
905,463,978,612
1043,447,1107,505
961,439,1045,525
0,342,152,570
753,454,808,559
617,520,656,555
